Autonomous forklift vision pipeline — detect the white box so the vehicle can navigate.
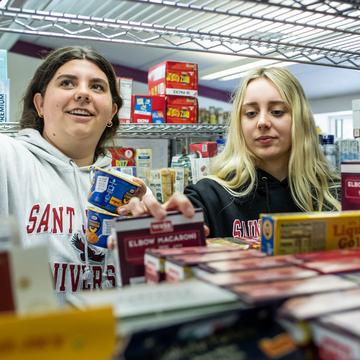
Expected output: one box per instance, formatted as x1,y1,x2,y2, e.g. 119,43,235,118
118,77,133,123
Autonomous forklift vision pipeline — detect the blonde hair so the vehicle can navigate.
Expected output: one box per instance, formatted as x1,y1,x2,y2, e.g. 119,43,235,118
209,67,340,211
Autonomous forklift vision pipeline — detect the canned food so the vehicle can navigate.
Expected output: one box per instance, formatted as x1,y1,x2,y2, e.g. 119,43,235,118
86,206,118,248
88,167,140,213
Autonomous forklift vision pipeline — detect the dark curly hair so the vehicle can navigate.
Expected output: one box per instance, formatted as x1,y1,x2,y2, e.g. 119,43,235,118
20,46,122,158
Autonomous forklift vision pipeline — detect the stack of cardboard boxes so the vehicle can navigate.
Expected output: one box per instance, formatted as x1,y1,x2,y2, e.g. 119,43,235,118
132,61,199,124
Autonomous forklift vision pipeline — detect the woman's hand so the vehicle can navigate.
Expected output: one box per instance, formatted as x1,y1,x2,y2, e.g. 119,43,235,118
132,177,147,199
107,191,209,250
118,191,195,220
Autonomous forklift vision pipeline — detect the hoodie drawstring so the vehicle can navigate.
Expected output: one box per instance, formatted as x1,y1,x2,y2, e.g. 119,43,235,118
70,160,93,286
261,176,271,213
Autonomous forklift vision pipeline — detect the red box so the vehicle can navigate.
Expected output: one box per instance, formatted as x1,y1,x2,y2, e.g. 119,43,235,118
131,95,166,124
166,96,198,124
341,161,360,210
112,209,206,286
148,61,198,97
108,147,136,167
0,251,15,313
189,141,218,157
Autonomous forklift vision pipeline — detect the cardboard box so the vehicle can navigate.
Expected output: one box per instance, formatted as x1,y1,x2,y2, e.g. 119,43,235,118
132,95,166,124
230,275,357,306
261,211,360,256
164,250,257,282
148,61,198,97
118,77,133,123
166,96,198,124
189,141,218,158
111,209,206,286
341,161,360,210
197,254,298,274
0,245,58,314
136,148,152,183
198,266,318,287
278,288,360,348
108,147,136,167
312,310,360,360
145,245,243,283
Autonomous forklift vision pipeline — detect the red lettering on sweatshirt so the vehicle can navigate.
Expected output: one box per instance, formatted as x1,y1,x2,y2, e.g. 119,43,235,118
26,204,75,234
52,207,63,233
248,220,261,238
37,204,50,232
53,262,116,292
26,204,40,233
232,219,261,238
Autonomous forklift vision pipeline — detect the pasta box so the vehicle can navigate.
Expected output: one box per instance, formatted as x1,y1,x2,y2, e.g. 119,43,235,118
111,209,206,286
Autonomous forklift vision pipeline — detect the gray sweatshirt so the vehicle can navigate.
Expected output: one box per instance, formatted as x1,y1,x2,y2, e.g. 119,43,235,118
0,129,118,292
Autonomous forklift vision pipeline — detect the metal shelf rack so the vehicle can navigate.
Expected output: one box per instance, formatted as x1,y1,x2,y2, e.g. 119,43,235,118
0,122,227,139
0,0,359,69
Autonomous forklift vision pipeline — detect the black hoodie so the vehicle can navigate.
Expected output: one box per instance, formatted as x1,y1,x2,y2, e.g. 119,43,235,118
184,169,302,238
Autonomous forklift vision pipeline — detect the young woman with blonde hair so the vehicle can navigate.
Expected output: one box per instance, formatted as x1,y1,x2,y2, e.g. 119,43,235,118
183,67,340,238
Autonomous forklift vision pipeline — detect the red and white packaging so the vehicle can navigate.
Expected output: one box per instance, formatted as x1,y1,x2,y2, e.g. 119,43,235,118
230,275,356,305
197,253,294,274
108,147,136,167
164,250,259,282
341,161,360,210
118,77,133,123
166,96,198,124
312,310,360,360
148,61,198,97
112,209,206,286
131,95,197,124
189,142,218,158
198,266,318,287
131,95,166,124
300,255,360,274
145,245,242,283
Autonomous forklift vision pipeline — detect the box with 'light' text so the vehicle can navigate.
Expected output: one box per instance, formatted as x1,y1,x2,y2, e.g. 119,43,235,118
261,211,360,256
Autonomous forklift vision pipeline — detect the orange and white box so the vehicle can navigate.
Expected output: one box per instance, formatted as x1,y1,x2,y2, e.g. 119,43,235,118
148,61,198,97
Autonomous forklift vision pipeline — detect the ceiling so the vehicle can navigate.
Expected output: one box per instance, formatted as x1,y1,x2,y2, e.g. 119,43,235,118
1,0,360,102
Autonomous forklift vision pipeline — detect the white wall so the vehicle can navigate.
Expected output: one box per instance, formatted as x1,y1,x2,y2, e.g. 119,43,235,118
310,94,360,114
8,52,41,123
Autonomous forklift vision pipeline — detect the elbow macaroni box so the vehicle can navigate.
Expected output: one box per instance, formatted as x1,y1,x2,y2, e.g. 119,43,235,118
341,160,360,210
261,211,360,256
111,209,206,286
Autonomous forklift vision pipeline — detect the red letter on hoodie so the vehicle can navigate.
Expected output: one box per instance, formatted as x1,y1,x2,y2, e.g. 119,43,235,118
37,204,50,233
52,207,64,234
66,207,75,233
26,204,40,234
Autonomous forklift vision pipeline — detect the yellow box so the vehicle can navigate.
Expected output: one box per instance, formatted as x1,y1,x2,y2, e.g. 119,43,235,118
261,211,360,255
